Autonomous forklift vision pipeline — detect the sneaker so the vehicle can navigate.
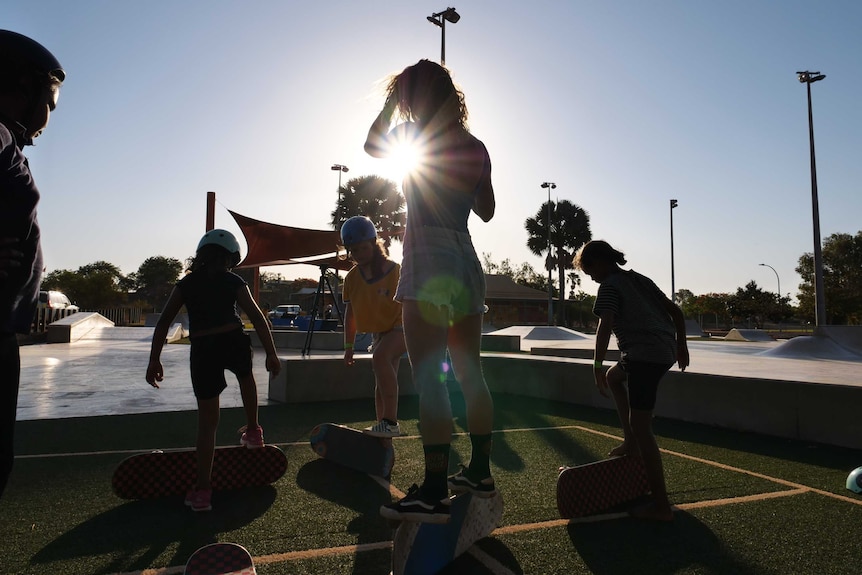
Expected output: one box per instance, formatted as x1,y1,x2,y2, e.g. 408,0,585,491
185,488,212,512
363,420,401,438
240,424,265,448
448,464,496,498
380,484,451,524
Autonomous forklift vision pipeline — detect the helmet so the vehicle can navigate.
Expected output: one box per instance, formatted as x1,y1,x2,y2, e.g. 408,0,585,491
340,216,377,247
0,30,65,84
847,466,862,494
197,229,241,266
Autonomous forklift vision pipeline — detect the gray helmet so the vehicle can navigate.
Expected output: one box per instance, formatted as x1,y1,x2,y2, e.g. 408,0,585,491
197,229,241,266
340,216,378,247
0,30,65,84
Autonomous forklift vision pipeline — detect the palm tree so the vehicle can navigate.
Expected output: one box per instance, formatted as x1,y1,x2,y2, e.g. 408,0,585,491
330,175,406,247
525,199,591,325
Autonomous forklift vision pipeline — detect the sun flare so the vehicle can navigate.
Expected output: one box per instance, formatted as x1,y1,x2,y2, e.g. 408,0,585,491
388,140,421,180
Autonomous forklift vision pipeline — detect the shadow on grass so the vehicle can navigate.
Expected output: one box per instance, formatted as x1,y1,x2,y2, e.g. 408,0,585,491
31,486,276,574
296,458,394,575
567,511,759,575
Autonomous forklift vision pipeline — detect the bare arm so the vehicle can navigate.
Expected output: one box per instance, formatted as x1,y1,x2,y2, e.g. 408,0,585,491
343,303,357,366
146,287,184,387
364,96,397,158
662,298,690,371
592,311,615,398
237,286,281,377
472,143,495,222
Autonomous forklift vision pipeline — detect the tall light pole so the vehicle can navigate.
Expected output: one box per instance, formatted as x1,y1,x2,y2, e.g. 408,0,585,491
759,263,782,334
426,7,460,65
670,199,678,302
541,182,556,325
797,70,827,326
331,164,349,230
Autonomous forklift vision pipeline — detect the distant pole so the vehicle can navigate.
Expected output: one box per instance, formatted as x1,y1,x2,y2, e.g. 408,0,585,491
206,191,215,231
759,263,781,333
797,70,827,326
541,182,556,325
670,199,678,302
331,164,349,230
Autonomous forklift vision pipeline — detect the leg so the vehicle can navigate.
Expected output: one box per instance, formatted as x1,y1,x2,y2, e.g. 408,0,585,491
605,364,634,456
446,313,493,435
0,334,20,499
629,408,673,521
237,372,259,430
371,329,406,423
195,396,220,491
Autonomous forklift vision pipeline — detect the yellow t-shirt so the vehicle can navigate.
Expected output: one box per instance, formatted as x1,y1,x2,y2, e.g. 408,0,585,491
343,262,402,333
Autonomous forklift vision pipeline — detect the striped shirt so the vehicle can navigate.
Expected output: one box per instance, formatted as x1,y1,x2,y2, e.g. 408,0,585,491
593,270,676,364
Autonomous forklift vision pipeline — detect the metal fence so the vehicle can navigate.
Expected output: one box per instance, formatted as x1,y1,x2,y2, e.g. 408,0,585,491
31,307,152,334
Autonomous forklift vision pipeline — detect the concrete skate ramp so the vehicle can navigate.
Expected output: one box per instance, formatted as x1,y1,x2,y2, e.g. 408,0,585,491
725,328,774,342
487,326,590,341
816,326,862,356
685,319,706,337
760,334,862,361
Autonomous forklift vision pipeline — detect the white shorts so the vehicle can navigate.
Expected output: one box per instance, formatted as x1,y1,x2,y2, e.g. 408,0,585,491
396,226,486,319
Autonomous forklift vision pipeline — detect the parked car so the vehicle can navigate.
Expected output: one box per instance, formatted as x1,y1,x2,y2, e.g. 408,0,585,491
37,290,80,312
268,304,301,321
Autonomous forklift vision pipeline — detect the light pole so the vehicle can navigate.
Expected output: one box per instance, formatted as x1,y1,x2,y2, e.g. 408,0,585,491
426,7,460,65
331,164,349,230
670,199,678,302
759,263,781,334
797,70,827,326
541,182,556,325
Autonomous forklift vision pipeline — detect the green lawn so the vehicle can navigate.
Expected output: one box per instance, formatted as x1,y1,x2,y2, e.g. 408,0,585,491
2,393,860,574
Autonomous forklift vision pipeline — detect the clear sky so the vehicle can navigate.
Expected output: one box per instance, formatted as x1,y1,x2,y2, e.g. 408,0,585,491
7,0,862,303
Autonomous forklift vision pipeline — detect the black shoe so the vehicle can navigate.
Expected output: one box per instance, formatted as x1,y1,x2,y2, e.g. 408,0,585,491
448,464,497,498
380,484,451,524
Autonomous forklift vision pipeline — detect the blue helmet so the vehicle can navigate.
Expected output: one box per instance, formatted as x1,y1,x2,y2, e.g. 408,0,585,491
340,216,377,247
197,229,241,266
847,466,862,494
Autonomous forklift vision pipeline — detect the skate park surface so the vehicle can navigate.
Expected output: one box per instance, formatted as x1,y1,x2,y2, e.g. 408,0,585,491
7,322,862,575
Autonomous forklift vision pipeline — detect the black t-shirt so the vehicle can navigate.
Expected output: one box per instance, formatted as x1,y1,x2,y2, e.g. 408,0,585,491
177,270,246,334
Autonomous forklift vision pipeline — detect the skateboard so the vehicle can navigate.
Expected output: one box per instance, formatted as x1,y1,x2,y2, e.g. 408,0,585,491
310,422,395,477
556,454,650,518
184,542,256,575
112,445,287,499
391,491,504,575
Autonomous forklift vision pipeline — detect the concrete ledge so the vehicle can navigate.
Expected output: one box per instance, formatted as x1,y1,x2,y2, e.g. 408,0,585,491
251,330,520,353
47,312,115,343
270,352,862,450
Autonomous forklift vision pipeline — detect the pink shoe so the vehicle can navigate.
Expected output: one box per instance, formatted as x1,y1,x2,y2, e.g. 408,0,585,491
185,488,212,512
240,425,264,448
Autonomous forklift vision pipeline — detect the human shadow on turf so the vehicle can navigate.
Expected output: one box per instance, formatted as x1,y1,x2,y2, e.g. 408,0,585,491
296,458,394,575
31,486,276,574
567,510,760,574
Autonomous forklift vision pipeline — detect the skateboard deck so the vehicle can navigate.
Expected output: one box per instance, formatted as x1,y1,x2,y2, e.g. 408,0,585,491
310,422,395,477
112,445,287,500
391,491,504,575
556,454,649,518
184,542,256,575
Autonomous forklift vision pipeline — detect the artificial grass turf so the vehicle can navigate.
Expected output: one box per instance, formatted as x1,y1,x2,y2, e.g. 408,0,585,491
3,393,861,574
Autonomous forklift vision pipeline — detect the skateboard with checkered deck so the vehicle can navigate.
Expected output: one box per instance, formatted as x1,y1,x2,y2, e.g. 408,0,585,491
184,542,256,575
310,422,395,477
390,491,504,575
112,445,287,499
556,454,649,518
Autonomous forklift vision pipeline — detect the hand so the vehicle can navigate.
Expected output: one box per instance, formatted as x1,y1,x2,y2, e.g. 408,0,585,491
677,344,690,372
344,349,355,366
145,360,163,388
593,367,609,398
265,353,281,377
0,237,23,279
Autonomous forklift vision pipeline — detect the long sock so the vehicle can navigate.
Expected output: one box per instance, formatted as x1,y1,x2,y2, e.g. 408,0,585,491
421,444,450,500
468,433,493,478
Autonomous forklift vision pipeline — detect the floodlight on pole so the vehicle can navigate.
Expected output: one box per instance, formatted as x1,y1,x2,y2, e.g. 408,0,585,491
797,70,827,326
541,182,556,325
331,164,349,230
670,199,678,302
427,7,460,65
759,263,782,333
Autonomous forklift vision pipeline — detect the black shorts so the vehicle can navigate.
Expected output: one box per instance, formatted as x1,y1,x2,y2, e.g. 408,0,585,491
618,358,672,411
189,329,253,400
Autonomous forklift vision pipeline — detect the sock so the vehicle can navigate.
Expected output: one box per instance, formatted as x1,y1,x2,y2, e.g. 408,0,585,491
468,433,493,478
421,444,450,500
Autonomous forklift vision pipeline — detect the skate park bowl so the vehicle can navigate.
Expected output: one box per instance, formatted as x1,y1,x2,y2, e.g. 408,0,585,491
265,326,862,451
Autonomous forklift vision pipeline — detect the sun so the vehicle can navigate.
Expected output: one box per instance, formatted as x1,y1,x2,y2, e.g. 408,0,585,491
387,140,421,180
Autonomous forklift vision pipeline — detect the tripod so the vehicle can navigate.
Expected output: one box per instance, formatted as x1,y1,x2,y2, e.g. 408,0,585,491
302,265,343,356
